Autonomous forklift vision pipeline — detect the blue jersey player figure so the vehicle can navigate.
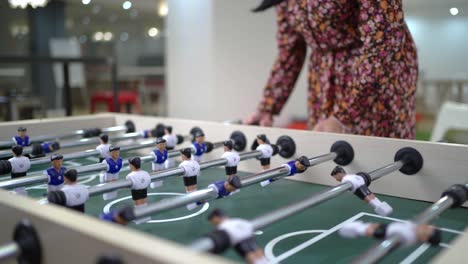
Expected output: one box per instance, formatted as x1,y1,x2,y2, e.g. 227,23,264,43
260,156,310,187
12,127,29,147
150,138,168,188
191,131,207,163
43,154,66,193
208,175,242,200
100,145,123,200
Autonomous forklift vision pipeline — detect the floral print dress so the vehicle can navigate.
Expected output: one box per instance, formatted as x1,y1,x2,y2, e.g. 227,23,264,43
258,0,418,138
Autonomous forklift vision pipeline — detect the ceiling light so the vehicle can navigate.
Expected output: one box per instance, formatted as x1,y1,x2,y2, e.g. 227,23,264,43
103,32,113,41
158,1,168,17
122,1,132,10
450,7,459,16
93,31,103,42
148,27,159,37
82,0,91,5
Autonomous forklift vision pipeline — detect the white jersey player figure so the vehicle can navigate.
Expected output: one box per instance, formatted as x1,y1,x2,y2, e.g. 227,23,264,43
330,166,393,216
96,134,111,162
100,145,123,200
126,157,152,224
207,209,269,264
162,126,177,168
150,137,168,188
8,145,31,195
178,148,201,210
339,220,441,247
191,131,207,163
221,140,240,179
48,169,89,213
255,134,273,171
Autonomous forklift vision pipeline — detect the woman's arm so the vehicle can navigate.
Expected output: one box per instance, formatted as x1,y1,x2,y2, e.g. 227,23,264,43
257,2,307,115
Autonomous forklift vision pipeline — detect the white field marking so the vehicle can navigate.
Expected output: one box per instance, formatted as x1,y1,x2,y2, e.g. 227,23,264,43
264,230,327,263
63,160,82,167
267,212,365,263
399,243,431,264
266,212,463,263
361,213,463,235
86,156,100,162
439,243,451,248
103,192,210,223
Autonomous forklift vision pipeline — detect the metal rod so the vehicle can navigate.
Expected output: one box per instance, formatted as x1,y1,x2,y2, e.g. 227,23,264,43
190,160,406,252
0,132,145,159
0,242,20,261
0,124,129,149
63,63,72,116
135,152,337,220
87,151,262,197
28,139,157,167
352,183,468,264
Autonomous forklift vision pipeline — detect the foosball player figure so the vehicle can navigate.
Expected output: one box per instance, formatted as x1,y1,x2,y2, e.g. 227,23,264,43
191,131,208,163
261,156,310,187
12,126,29,146
339,220,442,246
100,145,123,200
150,137,167,188
43,154,66,193
221,140,240,179
331,166,393,216
8,145,31,195
126,157,152,224
48,169,89,213
255,134,273,171
178,148,201,210
96,134,111,162
208,175,242,199
207,209,269,264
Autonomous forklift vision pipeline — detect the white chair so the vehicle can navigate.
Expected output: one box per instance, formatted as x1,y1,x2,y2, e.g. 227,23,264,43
431,101,468,142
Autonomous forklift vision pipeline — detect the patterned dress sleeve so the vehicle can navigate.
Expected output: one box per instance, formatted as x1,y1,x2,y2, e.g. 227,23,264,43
258,2,307,115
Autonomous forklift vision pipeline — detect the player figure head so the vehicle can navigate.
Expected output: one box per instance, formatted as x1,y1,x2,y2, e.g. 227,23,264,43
207,208,227,226
156,138,166,151
195,131,205,144
50,154,64,170
17,127,27,138
330,166,347,182
12,145,23,157
109,145,120,160
180,148,192,160
223,140,233,152
128,157,141,171
256,134,267,145
295,156,310,172
164,126,172,135
99,134,109,145
64,169,78,184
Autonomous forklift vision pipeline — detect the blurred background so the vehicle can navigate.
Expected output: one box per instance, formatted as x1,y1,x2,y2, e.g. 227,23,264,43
1,0,468,142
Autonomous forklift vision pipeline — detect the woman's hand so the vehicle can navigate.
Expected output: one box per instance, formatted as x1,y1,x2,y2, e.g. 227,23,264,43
244,112,273,126
313,116,347,133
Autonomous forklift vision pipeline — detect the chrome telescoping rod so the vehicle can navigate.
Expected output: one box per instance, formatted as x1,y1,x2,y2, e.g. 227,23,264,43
134,151,341,221
88,150,262,197
190,147,423,252
352,182,468,264
0,132,145,159
0,124,131,149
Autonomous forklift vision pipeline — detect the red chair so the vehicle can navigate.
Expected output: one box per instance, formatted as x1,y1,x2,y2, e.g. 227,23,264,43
90,91,142,113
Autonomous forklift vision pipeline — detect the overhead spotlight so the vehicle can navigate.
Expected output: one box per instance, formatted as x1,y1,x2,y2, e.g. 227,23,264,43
93,31,103,42
122,1,132,10
82,0,91,5
450,7,459,16
9,0,49,8
148,27,159,37
158,1,168,17
103,32,113,41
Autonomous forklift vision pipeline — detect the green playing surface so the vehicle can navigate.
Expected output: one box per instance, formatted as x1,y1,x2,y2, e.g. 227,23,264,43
5,154,468,264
